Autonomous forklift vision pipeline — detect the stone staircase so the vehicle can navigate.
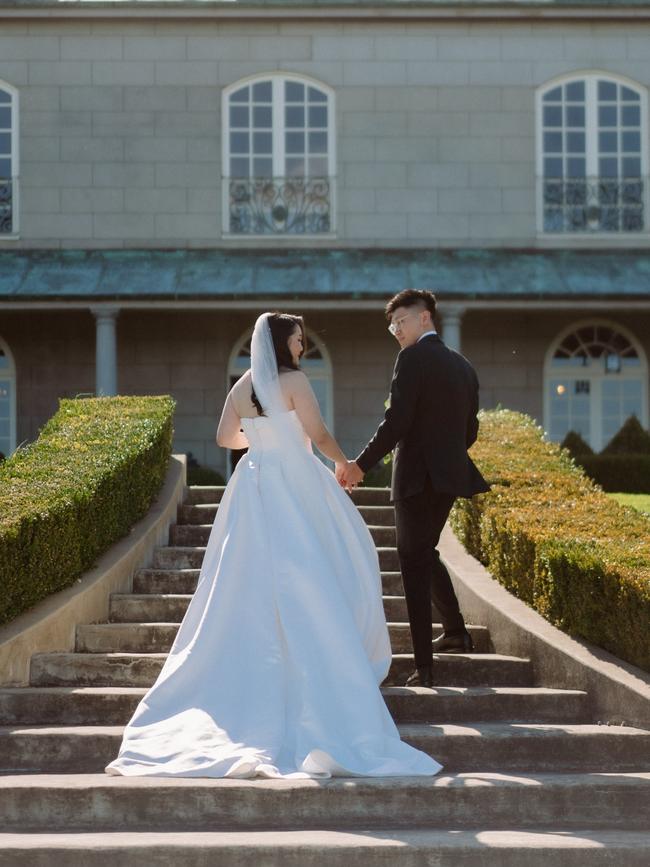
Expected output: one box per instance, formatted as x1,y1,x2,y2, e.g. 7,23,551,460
0,485,649,865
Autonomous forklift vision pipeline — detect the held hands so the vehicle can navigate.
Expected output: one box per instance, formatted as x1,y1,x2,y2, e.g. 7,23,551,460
335,460,365,491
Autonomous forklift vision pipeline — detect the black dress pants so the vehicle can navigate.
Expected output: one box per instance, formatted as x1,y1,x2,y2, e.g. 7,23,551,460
394,475,466,667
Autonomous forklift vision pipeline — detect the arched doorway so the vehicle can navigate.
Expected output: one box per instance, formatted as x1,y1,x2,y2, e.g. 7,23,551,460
226,326,334,477
0,338,16,460
544,320,648,450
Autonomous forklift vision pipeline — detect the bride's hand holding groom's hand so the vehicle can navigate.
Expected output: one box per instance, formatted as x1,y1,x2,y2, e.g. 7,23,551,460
336,460,365,491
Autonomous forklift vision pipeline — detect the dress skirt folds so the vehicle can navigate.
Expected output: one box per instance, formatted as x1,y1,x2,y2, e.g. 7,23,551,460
104,410,442,779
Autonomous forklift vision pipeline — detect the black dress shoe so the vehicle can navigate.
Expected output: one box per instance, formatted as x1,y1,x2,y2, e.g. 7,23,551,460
405,665,433,688
432,631,474,654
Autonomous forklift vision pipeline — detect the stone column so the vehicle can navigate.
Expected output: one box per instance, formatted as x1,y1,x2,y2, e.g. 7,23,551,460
440,304,466,353
90,306,120,396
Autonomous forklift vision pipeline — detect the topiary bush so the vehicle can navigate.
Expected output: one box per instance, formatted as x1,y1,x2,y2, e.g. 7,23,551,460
450,409,650,672
602,415,650,455
0,395,175,626
577,454,650,493
564,415,650,493
560,430,594,458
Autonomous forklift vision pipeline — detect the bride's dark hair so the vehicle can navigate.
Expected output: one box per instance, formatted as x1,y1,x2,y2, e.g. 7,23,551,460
251,312,306,416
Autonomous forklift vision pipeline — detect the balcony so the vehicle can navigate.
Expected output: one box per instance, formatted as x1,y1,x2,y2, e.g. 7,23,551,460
541,176,648,234
0,177,15,235
225,176,334,236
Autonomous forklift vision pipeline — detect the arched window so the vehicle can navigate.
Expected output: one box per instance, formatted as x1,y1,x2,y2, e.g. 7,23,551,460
222,73,335,236
226,326,334,477
537,73,648,234
544,321,648,450
0,339,16,459
0,81,18,236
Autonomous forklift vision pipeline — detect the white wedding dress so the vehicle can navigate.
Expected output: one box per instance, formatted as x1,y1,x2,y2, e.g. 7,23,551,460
105,315,442,780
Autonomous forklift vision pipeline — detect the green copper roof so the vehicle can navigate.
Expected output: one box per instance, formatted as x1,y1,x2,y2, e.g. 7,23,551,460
1,248,649,301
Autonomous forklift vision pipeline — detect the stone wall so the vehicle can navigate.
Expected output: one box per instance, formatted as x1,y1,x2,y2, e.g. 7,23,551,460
3,309,96,445
0,17,647,248
462,309,650,432
4,307,649,475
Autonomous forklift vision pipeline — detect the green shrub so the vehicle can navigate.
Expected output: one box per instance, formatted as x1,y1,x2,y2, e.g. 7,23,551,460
562,416,650,493
362,455,392,488
185,450,225,486
187,465,225,486
602,415,650,455
0,395,175,626
560,430,594,457
577,454,650,493
450,409,650,671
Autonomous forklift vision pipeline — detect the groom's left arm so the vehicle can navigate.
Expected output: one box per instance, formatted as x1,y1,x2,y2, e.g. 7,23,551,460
355,347,420,474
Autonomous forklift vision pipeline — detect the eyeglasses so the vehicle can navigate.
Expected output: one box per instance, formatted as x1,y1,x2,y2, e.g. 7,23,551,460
388,312,416,335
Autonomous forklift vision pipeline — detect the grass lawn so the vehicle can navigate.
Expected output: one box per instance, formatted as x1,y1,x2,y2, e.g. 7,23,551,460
608,493,650,515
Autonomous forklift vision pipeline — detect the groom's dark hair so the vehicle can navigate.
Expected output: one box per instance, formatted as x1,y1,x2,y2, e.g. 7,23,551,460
386,289,437,322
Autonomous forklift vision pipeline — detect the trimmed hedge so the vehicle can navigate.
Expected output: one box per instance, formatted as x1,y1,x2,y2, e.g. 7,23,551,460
0,395,175,626
562,416,650,493
602,415,650,455
576,454,650,493
560,430,593,457
450,409,650,672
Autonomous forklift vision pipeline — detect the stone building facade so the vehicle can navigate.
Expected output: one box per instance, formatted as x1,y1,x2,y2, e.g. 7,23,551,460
0,0,649,475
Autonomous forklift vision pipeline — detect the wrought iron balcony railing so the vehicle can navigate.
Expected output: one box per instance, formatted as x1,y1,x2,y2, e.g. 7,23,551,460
541,175,647,233
226,176,333,235
0,177,15,235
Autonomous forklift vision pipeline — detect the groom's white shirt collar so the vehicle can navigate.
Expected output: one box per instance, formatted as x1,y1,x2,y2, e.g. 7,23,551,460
417,330,437,342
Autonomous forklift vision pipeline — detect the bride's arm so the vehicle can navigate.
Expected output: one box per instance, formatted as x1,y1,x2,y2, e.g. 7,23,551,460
288,372,347,465
216,392,249,450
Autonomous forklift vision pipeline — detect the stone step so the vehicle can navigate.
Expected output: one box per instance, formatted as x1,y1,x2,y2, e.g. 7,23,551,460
345,487,393,506
2,828,649,867
133,568,406,596
2,722,649,776
358,505,395,526
381,571,405,595
183,486,225,505
0,686,590,727
170,523,397,547
151,545,401,571
390,653,533,687
29,652,533,689
1,773,649,832
177,503,396,528
108,593,424,624
133,567,200,594
75,622,491,655
183,486,391,507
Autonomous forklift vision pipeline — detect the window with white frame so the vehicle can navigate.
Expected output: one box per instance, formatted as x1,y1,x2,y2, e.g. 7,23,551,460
0,340,16,459
537,74,648,234
0,83,17,236
222,75,335,235
544,321,648,451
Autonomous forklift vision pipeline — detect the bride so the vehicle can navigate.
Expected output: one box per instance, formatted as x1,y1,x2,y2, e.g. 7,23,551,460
104,311,443,779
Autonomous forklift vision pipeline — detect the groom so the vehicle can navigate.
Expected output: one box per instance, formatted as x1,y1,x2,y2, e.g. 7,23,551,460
337,289,490,689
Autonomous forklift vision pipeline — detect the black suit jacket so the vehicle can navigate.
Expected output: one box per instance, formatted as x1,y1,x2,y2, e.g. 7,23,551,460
356,334,491,502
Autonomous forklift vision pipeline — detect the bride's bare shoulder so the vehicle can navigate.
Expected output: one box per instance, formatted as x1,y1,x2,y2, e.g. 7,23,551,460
279,369,309,393
229,370,253,413
231,370,251,393
279,369,308,383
